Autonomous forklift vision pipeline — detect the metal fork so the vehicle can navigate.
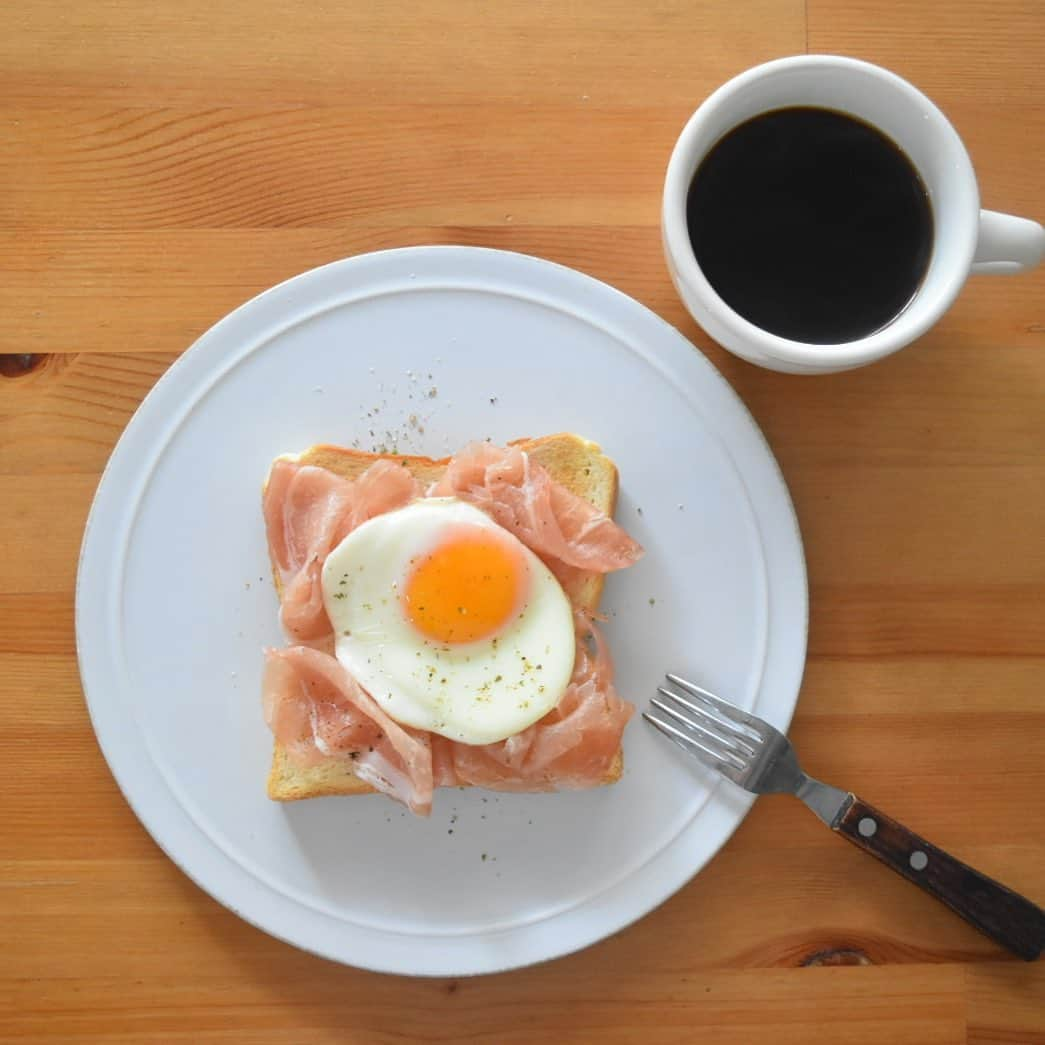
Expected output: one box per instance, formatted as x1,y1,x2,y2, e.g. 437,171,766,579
646,673,1045,961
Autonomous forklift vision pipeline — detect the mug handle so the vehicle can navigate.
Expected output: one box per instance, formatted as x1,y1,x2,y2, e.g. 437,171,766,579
972,210,1045,274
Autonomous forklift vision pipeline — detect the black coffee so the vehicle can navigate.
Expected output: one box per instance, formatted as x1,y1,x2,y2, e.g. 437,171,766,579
686,106,933,344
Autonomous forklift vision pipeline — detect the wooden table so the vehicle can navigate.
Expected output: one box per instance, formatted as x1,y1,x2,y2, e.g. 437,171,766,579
3,1,1043,1041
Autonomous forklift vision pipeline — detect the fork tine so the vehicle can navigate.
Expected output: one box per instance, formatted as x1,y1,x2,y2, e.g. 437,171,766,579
665,673,764,737
649,696,749,765
642,712,744,774
655,688,758,756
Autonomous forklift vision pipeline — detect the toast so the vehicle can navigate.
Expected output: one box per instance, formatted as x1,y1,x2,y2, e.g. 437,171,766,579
266,433,623,801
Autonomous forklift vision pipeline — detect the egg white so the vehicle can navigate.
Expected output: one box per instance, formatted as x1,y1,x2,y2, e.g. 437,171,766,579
321,498,575,745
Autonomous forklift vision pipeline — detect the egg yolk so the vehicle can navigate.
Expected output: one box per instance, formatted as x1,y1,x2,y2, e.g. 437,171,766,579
404,526,528,644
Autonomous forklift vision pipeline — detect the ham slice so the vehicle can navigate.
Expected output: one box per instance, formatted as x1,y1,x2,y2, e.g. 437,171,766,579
263,458,421,642
433,619,633,791
263,620,631,812
430,442,643,574
263,645,434,815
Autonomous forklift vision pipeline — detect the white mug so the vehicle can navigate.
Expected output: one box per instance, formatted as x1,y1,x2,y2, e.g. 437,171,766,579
662,55,1045,374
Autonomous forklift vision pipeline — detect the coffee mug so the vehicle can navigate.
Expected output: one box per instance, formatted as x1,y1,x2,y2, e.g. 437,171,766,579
662,55,1045,374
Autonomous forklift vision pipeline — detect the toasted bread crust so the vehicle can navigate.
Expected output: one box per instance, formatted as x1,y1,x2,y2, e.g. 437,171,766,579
266,433,622,801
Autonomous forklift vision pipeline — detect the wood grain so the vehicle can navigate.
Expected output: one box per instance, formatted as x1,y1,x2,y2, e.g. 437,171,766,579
0,1,803,106
2,0,1044,1041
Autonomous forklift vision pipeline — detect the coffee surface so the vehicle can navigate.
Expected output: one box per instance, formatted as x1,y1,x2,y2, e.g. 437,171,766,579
686,106,934,344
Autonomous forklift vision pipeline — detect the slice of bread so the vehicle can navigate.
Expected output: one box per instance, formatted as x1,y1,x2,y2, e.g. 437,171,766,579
266,433,623,801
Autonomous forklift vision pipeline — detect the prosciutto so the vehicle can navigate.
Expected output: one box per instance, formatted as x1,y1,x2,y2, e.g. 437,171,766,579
433,620,633,790
263,458,421,641
264,620,632,808
430,442,643,574
263,645,435,815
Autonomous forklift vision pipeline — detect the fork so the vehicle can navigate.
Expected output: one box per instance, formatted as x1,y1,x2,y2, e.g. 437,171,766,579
646,673,1045,961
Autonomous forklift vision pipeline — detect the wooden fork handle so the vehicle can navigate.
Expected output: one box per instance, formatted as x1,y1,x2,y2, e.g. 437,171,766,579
836,795,1045,960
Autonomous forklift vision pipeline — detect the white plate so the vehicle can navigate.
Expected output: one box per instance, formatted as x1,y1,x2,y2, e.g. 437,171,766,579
77,246,806,976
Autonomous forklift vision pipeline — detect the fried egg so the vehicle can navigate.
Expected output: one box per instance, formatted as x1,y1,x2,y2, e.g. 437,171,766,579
321,497,575,744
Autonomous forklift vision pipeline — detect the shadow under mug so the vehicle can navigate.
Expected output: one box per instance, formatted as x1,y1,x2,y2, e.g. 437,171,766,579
662,55,1045,374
